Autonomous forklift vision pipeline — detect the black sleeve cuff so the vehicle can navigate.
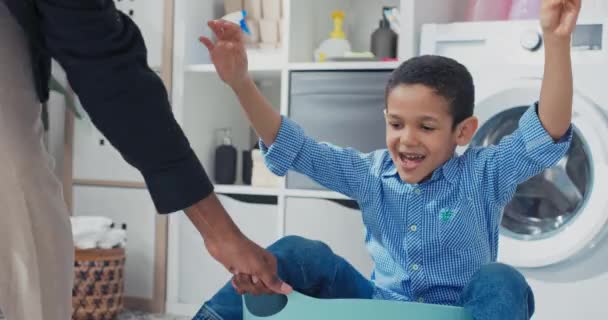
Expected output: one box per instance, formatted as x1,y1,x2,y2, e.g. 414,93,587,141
143,151,214,214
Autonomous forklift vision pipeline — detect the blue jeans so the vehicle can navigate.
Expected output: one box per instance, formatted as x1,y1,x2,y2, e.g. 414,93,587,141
193,236,534,320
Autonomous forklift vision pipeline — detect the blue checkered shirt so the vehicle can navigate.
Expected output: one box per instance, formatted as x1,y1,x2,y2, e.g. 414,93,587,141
260,104,572,305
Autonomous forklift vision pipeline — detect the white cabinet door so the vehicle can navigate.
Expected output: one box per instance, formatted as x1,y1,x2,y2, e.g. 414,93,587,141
73,0,165,182
72,186,157,299
285,197,374,278
72,117,144,182
174,194,280,305
113,0,164,69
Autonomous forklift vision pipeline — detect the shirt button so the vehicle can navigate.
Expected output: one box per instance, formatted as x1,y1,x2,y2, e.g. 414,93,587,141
411,264,420,271
414,188,421,195
418,297,425,303
410,225,417,232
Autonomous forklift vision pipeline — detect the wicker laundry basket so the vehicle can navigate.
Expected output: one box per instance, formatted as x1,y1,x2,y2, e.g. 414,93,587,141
72,248,126,320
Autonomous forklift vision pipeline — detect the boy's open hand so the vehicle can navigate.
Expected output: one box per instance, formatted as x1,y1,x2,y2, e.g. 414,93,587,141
540,0,581,39
200,20,250,90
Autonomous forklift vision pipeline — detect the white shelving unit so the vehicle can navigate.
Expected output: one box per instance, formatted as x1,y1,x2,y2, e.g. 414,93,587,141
166,0,470,315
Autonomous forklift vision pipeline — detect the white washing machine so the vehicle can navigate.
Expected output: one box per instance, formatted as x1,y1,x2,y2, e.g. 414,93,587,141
420,21,608,320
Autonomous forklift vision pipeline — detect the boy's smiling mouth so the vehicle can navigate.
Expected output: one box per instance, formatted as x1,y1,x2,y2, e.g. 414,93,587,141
398,152,426,171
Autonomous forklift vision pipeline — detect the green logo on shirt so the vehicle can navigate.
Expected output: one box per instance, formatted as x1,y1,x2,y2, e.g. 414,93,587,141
439,208,456,222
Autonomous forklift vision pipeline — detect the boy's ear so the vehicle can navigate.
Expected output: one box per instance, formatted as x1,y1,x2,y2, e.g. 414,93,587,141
455,116,478,146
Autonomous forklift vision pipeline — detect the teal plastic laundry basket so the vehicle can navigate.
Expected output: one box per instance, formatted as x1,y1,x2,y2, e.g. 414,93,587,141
243,291,473,320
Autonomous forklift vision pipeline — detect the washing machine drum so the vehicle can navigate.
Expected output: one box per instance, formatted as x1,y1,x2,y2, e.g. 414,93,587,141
472,106,590,238
469,82,608,268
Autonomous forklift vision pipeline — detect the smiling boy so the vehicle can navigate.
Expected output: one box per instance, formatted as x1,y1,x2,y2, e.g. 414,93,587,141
194,1,580,319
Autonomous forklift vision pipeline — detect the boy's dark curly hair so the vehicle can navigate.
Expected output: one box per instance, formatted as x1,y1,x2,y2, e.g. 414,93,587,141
386,55,475,128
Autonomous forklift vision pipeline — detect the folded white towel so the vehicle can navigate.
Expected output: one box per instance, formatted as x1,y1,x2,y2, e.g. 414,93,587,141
71,216,113,236
70,216,127,249
75,238,98,250
98,228,127,249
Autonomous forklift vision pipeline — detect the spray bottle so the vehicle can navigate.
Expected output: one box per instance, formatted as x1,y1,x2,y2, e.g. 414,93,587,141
221,10,251,35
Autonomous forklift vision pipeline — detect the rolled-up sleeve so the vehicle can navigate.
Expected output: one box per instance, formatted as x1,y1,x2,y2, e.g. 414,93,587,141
474,103,572,207
518,103,572,164
260,116,374,199
259,117,306,176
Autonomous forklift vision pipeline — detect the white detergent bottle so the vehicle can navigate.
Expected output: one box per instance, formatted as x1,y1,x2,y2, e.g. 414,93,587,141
314,10,351,62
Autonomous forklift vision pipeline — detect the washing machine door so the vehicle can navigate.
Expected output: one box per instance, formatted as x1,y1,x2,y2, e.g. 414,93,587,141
470,78,608,268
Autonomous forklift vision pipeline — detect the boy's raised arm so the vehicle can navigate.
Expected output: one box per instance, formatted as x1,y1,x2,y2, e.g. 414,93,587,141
538,0,581,140
200,20,281,146
201,19,375,200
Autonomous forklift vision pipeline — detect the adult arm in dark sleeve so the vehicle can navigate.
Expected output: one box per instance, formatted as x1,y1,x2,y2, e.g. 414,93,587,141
34,0,291,294
37,0,208,214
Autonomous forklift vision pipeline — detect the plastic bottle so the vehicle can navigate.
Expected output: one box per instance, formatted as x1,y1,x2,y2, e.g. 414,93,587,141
371,19,397,59
221,10,251,35
314,10,351,62
214,128,237,184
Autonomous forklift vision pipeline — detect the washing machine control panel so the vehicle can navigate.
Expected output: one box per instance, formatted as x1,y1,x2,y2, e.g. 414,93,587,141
520,30,543,51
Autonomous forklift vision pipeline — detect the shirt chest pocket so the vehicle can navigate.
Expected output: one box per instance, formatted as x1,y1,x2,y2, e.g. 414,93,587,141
438,202,480,251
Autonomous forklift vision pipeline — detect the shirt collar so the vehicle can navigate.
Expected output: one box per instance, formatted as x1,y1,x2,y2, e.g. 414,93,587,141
382,163,398,177
382,154,460,185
